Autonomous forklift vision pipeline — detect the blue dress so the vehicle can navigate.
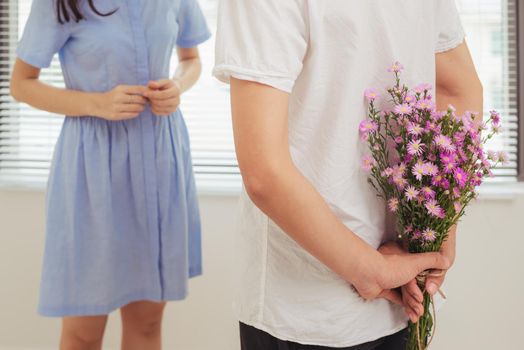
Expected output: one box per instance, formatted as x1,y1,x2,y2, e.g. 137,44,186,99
16,0,211,317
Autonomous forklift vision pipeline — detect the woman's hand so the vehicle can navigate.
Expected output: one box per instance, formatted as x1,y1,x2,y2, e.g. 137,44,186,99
94,85,148,121
144,79,182,116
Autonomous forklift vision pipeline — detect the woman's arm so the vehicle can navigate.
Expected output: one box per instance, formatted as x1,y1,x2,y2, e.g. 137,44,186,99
10,58,148,120
145,47,202,116
230,78,451,301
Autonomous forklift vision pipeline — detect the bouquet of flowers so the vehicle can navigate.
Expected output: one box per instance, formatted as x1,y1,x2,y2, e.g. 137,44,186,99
359,62,507,350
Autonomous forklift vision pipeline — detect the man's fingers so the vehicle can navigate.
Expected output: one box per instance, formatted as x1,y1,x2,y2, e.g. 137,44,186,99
411,252,451,276
404,279,423,303
425,273,446,296
379,289,403,306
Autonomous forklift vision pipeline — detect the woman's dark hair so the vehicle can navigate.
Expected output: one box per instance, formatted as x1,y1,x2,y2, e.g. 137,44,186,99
56,0,117,24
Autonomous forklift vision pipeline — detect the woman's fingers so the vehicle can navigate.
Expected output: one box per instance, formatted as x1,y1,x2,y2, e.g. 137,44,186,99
119,103,145,114
124,94,148,105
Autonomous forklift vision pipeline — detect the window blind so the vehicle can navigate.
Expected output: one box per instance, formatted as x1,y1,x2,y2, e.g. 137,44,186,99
455,0,519,180
0,0,520,189
0,0,240,190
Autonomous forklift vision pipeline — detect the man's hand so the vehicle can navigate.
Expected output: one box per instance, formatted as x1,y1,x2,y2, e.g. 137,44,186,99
378,232,456,323
144,79,181,116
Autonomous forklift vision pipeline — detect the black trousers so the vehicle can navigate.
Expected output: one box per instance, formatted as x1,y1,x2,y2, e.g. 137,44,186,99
240,323,408,350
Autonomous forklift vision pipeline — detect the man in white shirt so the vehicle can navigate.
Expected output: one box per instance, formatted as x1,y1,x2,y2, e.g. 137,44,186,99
214,1,482,348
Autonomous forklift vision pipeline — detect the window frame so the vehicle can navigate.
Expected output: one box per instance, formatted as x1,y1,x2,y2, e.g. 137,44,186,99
517,0,524,181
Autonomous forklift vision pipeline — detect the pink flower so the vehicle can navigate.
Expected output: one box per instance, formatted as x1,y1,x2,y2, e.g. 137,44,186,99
452,187,461,198
364,88,380,102
388,198,399,212
416,99,435,111
454,201,463,213
407,122,423,136
412,162,426,181
359,119,378,139
434,134,456,152
425,199,446,218
413,83,432,94
394,104,412,115
421,186,435,199
394,136,404,144
441,178,450,190
388,61,404,73
404,94,417,104
497,151,510,165
422,229,437,242
423,162,438,176
490,110,501,126
361,155,376,172
381,167,394,177
453,167,467,188
393,176,408,190
407,139,424,156
441,152,456,173
405,186,419,201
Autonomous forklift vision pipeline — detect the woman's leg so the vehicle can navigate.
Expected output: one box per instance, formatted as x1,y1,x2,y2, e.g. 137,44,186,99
60,315,108,350
120,300,167,350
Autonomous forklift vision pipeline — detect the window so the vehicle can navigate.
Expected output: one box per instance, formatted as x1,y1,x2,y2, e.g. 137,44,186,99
0,0,240,190
455,0,520,181
0,0,521,190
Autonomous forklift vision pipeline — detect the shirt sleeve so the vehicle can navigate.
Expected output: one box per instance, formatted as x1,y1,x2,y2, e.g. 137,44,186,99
16,0,71,68
434,0,465,53
176,0,212,48
213,0,309,93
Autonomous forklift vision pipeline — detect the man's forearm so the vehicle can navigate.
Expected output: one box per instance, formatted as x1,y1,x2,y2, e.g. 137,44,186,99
244,157,384,294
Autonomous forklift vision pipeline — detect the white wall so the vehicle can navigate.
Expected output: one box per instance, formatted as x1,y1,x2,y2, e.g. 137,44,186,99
0,189,523,350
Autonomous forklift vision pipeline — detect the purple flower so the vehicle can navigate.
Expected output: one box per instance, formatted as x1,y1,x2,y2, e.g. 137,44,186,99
425,199,446,218
388,61,404,73
453,167,468,188
405,186,420,201
441,178,450,190
364,88,380,102
407,139,425,156
422,229,437,242
421,186,435,199
431,174,443,187
452,187,461,198
394,104,412,115
394,136,403,144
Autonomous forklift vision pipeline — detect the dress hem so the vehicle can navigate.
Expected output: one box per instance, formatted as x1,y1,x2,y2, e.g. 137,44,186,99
38,290,190,318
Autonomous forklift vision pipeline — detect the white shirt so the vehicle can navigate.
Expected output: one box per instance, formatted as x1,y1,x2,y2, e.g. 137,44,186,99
213,0,465,347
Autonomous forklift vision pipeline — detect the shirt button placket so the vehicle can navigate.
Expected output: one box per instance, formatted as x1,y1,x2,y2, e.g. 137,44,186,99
127,0,164,297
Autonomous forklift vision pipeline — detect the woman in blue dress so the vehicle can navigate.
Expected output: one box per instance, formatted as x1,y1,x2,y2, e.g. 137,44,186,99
10,0,210,348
